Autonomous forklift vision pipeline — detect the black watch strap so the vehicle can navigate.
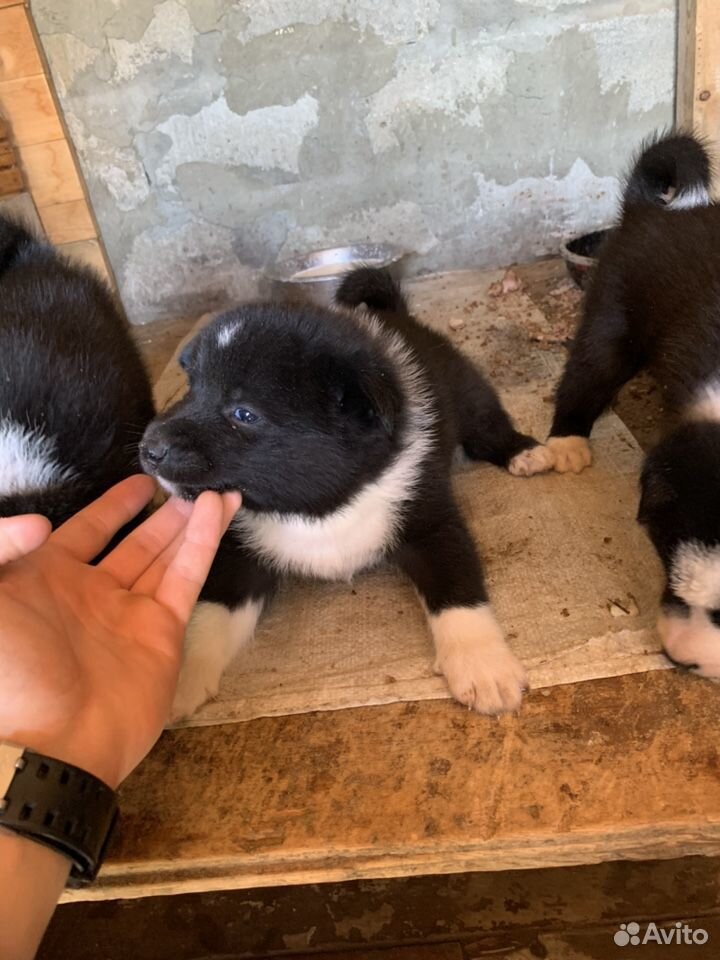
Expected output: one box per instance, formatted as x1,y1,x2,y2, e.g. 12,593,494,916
0,743,118,887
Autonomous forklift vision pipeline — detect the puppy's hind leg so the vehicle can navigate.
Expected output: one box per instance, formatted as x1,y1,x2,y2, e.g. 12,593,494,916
395,501,527,714
549,286,642,473
170,534,277,723
454,356,553,477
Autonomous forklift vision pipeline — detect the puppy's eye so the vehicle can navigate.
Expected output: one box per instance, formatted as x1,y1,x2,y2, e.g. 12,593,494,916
232,407,259,424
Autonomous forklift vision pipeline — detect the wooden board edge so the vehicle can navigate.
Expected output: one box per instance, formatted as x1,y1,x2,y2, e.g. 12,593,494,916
60,822,720,904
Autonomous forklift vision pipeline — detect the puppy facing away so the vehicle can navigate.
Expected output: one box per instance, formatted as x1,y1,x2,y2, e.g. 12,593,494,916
0,216,154,528
140,267,553,720
532,131,720,677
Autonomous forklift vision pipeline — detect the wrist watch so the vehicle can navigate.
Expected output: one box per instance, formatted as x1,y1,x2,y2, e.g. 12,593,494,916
0,741,118,887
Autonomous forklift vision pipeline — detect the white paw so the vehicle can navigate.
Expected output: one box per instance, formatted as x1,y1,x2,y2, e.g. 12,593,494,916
431,605,528,714
168,599,264,723
547,435,592,474
657,607,720,678
508,444,554,477
170,656,223,722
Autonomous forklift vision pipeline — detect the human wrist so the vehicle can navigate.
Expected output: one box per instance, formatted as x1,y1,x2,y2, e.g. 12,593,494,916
0,722,123,790
0,828,71,960
0,824,71,881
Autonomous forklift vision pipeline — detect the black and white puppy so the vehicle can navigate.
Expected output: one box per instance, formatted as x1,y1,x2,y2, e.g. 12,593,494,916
140,267,553,719
534,131,720,677
0,215,154,528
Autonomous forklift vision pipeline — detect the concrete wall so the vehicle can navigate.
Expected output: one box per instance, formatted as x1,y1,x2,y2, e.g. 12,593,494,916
32,0,676,324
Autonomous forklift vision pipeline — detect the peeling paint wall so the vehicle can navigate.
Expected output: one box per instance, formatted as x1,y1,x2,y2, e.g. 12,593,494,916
31,0,676,324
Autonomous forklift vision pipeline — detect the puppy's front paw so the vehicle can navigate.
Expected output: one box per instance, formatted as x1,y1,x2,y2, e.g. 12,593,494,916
508,443,554,477
547,435,592,474
431,605,528,714
170,657,222,723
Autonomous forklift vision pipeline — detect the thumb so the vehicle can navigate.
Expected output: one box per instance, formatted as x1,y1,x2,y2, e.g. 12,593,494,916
0,515,52,564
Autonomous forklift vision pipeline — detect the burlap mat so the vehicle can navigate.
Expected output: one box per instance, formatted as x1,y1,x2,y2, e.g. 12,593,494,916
154,270,667,728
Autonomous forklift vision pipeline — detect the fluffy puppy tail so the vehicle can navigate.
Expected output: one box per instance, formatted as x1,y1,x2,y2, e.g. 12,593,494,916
336,266,409,316
622,130,713,216
0,215,36,275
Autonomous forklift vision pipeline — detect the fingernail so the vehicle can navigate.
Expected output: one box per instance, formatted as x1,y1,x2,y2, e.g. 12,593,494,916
224,491,242,514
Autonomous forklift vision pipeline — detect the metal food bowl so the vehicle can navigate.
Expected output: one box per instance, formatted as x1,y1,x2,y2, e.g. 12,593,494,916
560,227,613,290
267,242,405,306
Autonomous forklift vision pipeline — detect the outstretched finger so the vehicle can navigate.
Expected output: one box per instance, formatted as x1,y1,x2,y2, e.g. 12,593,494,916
98,496,193,587
152,491,239,625
0,514,52,565
52,475,156,561
132,491,240,599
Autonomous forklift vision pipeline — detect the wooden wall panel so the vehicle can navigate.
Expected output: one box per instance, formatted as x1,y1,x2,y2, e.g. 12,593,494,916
0,75,63,145
0,4,113,285
0,116,23,196
18,139,83,206
677,0,720,189
0,4,42,81
39,197,95,243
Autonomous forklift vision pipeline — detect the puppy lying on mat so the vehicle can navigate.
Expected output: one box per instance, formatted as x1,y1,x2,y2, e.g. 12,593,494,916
537,131,720,678
141,267,552,719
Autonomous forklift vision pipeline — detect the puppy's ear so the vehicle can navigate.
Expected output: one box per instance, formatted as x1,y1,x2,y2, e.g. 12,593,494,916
320,356,400,434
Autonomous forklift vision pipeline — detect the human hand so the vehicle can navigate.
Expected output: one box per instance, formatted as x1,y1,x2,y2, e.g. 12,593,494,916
0,476,240,788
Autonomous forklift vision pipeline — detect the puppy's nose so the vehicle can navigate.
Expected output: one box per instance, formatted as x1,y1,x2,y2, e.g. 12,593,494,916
140,439,169,465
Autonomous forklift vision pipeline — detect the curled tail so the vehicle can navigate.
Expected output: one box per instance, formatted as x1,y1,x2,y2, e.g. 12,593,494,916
623,131,713,215
336,265,409,316
0,215,37,276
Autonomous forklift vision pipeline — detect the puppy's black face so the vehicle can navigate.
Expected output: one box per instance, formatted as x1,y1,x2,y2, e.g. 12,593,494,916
639,424,720,676
140,304,403,516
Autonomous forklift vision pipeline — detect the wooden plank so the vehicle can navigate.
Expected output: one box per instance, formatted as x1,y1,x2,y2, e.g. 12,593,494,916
0,1,25,7
39,198,95,244
676,0,698,128
60,669,720,903
18,138,83,206
0,116,22,196
40,856,720,960
677,0,720,190
0,192,43,234
58,238,111,284
0,165,22,195
0,6,42,81
0,74,63,145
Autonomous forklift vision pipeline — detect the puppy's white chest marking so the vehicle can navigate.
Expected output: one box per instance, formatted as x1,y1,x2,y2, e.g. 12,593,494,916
234,474,405,580
0,419,75,496
670,540,720,609
689,378,720,423
236,436,432,582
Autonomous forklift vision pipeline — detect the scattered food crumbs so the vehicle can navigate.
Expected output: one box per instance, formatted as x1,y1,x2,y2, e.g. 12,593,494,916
603,536,612,544
488,268,523,298
385,675,397,684
449,317,465,330
549,279,576,297
540,689,552,697
560,608,570,618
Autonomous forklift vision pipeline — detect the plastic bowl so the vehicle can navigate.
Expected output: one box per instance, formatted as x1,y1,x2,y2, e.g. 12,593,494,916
560,227,613,290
